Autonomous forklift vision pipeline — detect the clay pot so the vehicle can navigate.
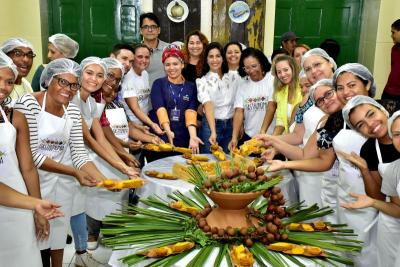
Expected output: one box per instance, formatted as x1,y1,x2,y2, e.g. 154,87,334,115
205,191,264,210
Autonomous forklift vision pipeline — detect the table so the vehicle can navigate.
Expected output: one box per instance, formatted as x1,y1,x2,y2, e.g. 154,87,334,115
109,246,317,267
109,154,301,267
136,154,298,206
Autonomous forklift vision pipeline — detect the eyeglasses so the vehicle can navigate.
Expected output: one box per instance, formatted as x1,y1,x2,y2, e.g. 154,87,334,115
106,73,122,85
315,89,335,107
8,49,36,59
54,77,80,91
242,63,260,72
141,25,159,31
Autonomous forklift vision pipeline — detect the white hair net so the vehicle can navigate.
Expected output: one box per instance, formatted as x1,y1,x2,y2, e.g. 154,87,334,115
301,48,337,71
102,57,124,78
388,110,400,139
309,78,334,104
40,58,81,89
0,51,18,81
332,63,376,98
48,33,79,58
80,56,107,77
299,69,306,79
1,38,34,54
342,95,389,130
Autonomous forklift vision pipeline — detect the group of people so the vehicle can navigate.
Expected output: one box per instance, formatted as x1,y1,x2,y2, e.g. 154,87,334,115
1,9,400,267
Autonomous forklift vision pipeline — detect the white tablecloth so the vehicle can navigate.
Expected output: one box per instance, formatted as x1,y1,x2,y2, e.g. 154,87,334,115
109,246,317,267
109,154,300,267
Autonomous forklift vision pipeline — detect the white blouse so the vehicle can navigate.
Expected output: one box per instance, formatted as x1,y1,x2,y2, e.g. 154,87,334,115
196,71,241,120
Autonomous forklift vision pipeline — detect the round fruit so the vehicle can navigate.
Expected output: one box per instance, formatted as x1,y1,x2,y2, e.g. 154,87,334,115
217,228,225,237
273,217,282,226
245,238,254,247
227,227,235,236
281,233,288,241
263,190,271,198
203,225,211,232
248,172,257,180
264,214,274,221
239,175,247,182
199,220,206,228
248,165,255,173
211,227,218,234
267,233,275,242
256,167,264,176
240,227,248,236
272,187,281,194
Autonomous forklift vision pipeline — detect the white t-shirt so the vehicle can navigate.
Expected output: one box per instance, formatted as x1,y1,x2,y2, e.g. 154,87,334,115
120,69,151,124
196,71,240,120
234,75,275,137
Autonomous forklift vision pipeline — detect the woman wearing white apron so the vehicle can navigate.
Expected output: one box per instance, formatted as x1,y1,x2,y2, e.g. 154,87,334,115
71,57,138,258
259,80,340,219
86,58,138,248
14,58,105,267
340,97,400,267
0,51,42,267
266,64,379,266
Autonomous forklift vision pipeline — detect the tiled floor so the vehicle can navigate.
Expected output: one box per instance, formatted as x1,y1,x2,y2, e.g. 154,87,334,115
63,240,113,267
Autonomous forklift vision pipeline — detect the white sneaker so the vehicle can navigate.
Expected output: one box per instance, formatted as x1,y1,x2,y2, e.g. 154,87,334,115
87,240,99,251
75,252,103,267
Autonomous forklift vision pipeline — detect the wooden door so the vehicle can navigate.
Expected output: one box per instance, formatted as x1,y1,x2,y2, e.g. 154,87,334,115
152,0,201,43
274,0,362,66
47,0,141,62
212,0,266,50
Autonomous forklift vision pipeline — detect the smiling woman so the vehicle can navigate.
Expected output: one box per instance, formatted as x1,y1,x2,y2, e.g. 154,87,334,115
342,95,400,267
147,46,201,161
14,58,106,267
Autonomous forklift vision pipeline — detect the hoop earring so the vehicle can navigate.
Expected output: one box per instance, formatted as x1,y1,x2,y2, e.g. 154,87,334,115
1,96,11,107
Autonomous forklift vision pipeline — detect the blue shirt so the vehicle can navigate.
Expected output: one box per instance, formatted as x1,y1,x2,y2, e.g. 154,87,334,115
149,77,198,147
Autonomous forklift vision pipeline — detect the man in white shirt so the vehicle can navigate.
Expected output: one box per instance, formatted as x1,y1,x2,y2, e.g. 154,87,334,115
120,44,163,135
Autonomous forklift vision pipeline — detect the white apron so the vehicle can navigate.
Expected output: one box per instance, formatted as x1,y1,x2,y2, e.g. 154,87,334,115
294,105,325,208
375,140,400,267
72,93,98,216
86,105,129,220
395,182,400,266
333,128,378,267
0,106,42,267
37,93,73,249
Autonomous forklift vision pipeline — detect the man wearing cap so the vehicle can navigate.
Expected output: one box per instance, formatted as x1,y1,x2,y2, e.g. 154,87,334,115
281,31,298,56
1,37,35,105
139,12,169,87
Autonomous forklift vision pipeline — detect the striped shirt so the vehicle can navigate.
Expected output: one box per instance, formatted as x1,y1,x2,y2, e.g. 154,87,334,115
14,94,90,169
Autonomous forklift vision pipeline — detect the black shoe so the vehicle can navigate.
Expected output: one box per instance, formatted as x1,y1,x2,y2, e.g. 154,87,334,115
66,234,73,244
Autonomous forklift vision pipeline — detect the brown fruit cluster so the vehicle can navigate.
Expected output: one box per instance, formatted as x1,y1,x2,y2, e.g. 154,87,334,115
194,186,289,246
202,166,272,193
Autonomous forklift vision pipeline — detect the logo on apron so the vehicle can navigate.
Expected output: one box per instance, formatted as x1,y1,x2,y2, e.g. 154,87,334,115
38,138,68,159
112,124,128,136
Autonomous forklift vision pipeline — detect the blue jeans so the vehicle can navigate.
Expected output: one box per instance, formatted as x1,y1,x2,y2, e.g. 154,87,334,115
200,117,233,154
70,213,88,251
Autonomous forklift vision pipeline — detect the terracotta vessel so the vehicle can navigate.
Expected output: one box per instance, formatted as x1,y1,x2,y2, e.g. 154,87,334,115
205,191,264,229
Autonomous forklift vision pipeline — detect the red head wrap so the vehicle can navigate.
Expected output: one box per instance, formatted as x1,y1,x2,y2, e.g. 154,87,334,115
162,47,184,63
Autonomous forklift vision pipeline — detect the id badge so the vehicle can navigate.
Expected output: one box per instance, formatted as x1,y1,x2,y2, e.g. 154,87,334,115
171,108,180,121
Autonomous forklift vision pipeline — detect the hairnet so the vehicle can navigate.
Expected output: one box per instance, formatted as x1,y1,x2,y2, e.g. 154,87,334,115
332,63,376,98
80,56,107,76
342,95,389,130
0,50,18,81
40,58,81,89
388,110,400,138
301,48,337,71
299,69,306,79
1,38,34,54
309,78,334,104
48,33,79,58
102,57,124,78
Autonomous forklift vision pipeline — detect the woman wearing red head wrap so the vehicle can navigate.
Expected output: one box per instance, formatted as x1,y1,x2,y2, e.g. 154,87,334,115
146,46,202,162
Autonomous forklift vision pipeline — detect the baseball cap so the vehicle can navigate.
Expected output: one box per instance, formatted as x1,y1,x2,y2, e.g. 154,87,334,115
281,32,299,42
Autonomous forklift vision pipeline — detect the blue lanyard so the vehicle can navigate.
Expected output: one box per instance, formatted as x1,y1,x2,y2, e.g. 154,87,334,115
169,82,185,108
